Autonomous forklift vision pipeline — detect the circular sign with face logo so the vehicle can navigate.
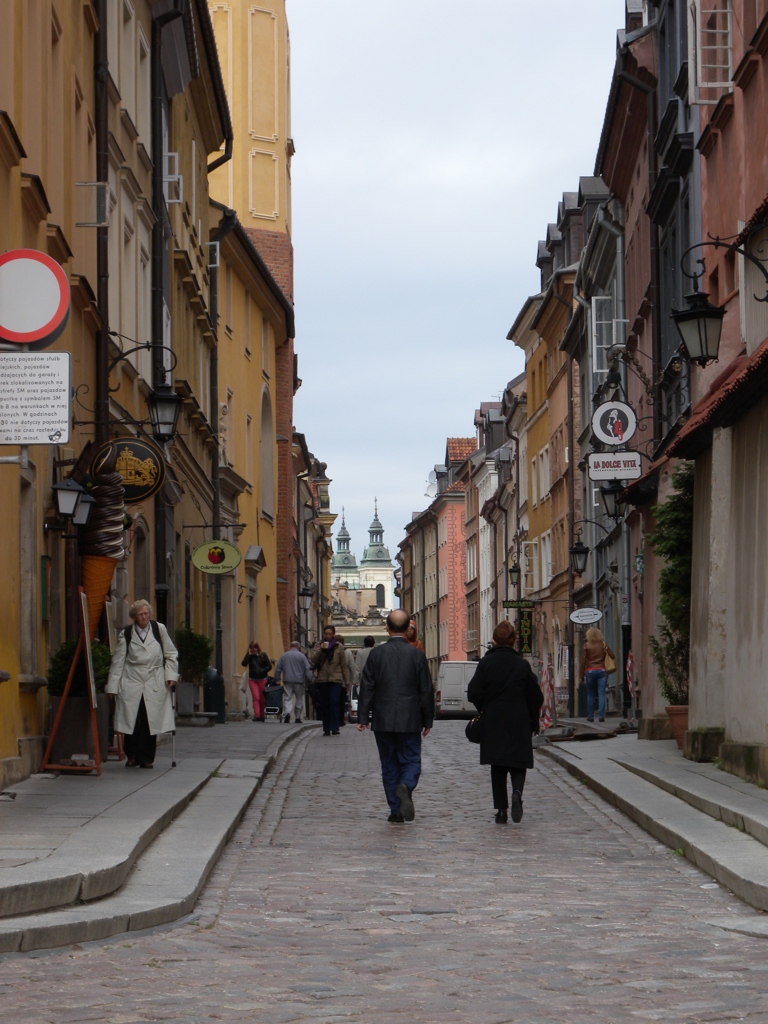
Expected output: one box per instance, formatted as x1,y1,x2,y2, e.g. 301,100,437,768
591,401,637,446
0,249,70,349
192,540,242,574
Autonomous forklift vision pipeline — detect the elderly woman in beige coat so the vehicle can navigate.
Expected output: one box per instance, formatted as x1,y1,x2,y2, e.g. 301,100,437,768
106,599,178,768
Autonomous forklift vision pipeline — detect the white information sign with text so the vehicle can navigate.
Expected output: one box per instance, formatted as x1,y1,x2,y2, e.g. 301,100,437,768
0,352,71,445
587,451,642,481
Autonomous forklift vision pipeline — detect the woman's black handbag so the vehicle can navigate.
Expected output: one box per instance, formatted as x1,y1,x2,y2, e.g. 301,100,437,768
465,712,483,743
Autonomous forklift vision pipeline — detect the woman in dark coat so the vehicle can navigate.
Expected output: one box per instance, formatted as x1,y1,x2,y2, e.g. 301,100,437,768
467,620,544,824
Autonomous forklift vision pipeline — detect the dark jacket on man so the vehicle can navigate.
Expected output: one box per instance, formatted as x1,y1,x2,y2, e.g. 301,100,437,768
358,636,434,733
467,646,543,768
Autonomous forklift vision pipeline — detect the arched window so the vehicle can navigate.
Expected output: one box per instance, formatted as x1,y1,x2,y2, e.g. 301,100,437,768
376,584,385,607
260,388,274,518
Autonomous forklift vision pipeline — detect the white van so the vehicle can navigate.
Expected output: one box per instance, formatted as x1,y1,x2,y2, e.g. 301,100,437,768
435,661,479,718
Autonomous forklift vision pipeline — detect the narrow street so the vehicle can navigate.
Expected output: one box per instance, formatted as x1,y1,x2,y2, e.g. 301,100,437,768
2,724,767,1024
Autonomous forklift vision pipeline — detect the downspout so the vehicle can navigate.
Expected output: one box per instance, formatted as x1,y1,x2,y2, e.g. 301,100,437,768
618,68,660,444
151,13,169,625
209,208,236,699
94,0,109,446
150,3,184,627
552,276,571,715
597,208,632,717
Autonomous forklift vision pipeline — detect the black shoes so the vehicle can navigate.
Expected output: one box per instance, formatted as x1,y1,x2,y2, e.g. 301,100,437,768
495,809,508,824
387,812,404,823
396,783,415,822
511,791,523,823
284,715,290,723
295,718,302,724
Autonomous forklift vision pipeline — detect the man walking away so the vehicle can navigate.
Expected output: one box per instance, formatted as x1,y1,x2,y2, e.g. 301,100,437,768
357,609,434,823
274,641,313,723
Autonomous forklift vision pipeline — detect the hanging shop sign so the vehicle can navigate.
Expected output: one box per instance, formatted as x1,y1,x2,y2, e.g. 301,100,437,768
0,351,70,445
503,599,535,609
0,249,70,349
90,437,166,503
570,607,603,625
518,610,533,656
591,400,637,446
192,540,242,575
587,451,642,481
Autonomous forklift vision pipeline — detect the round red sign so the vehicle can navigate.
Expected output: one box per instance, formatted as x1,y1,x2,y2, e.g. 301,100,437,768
0,249,70,349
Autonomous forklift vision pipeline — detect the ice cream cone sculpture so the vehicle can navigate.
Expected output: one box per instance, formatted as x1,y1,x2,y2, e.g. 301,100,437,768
81,554,119,639
80,442,126,637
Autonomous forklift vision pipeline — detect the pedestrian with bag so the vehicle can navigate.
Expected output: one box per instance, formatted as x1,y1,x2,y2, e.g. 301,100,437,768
273,641,313,723
466,620,543,824
579,626,615,723
242,641,272,722
309,626,349,735
357,609,434,823
106,599,178,769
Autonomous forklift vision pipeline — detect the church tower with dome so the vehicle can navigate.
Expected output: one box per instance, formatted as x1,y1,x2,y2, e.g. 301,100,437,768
330,510,360,588
358,500,394,612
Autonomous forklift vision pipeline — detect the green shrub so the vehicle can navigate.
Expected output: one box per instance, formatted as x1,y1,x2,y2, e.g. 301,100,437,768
47,639,112,697
174,626,213,684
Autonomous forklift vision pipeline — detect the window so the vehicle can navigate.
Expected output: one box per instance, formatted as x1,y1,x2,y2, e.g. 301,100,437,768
376,584,385,608
138,28,150,143
260,389,275,518
531,539,540,592
225,264,233,333
261,316,270,376
691,0,733,102
245,412,253,485
531,456,537,506
539,447,549,499
244,292,251,358
121,0,136,123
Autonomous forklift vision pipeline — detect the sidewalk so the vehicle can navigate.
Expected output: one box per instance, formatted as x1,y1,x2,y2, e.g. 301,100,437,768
0,719,320,953
538,728,768,922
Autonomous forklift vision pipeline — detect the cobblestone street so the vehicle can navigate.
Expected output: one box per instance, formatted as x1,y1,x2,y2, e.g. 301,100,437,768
3,722,768,1024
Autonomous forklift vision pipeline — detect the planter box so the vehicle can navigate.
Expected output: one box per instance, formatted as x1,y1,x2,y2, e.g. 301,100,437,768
46,694,109,763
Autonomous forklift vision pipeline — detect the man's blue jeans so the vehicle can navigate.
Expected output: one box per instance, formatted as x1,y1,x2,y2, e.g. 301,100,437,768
586,669,608,720
374,731,422,815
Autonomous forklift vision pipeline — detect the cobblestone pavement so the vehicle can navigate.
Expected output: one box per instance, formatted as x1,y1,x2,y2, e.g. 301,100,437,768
3,722,768,1024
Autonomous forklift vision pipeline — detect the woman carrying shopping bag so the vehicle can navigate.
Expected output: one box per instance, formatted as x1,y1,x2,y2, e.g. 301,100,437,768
579,626,615,723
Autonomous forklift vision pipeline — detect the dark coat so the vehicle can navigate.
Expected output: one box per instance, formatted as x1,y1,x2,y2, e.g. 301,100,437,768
358,636,434,733
242,651,271,679
467,646,543,769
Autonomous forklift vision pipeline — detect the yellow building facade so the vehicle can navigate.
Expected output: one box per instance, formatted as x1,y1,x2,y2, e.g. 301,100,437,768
1,0,101,785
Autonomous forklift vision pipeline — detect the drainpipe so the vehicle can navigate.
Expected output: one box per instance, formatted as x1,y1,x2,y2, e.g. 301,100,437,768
597,208,632,717
552,275,572,716
573,285,594,715
151,5,183,626
94,0,109,445
618,69,660,445
209,208,236,706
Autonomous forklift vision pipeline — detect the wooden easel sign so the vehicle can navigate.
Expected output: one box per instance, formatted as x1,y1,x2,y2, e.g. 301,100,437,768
41,586,102,775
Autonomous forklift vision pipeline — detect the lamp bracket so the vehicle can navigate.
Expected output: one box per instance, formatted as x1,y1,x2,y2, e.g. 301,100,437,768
681,230,768,302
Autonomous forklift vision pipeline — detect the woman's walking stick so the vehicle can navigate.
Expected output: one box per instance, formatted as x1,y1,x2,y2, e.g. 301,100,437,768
171,683,177,768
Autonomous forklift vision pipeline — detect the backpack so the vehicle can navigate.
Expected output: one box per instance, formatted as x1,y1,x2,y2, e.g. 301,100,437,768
124,620,165,655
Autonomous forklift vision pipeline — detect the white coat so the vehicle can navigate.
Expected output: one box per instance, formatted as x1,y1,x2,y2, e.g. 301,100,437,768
106,622,179,736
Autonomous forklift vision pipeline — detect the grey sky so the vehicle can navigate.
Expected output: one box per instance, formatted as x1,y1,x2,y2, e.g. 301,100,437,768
290,0,623,566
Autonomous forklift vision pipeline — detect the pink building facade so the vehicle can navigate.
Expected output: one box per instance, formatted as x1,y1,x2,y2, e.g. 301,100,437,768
435,485,467,663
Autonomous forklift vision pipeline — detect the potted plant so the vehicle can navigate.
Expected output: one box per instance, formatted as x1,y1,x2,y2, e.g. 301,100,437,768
174,626,213,717
46,639,112,760
648,463,693,748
